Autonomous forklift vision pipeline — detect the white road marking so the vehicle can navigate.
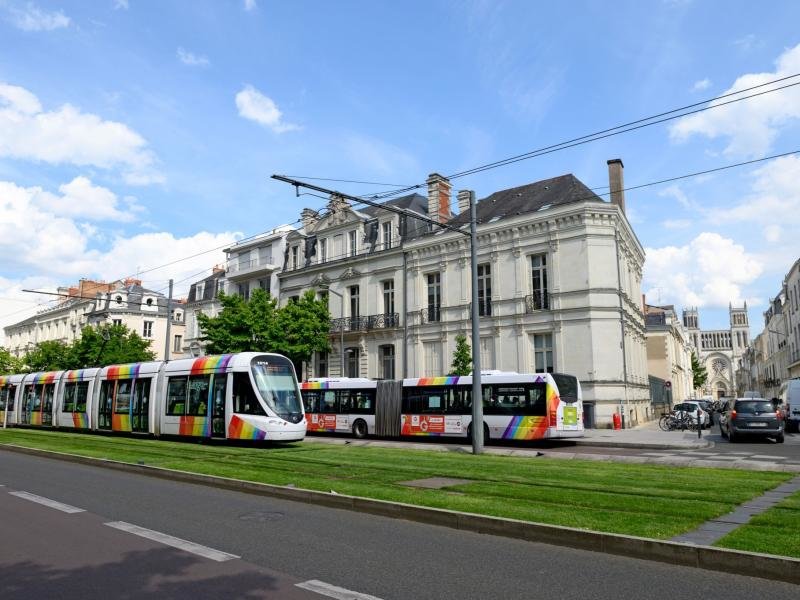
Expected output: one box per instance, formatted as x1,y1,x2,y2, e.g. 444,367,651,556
104,521,239,562
8,491,85,514
751,455,787,460
296,579,384,600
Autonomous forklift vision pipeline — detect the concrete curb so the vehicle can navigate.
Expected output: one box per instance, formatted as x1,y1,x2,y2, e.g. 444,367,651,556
2,443,799,586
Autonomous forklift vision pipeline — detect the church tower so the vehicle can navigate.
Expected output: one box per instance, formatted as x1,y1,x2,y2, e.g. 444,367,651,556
683,307,700,351
729,302,749,362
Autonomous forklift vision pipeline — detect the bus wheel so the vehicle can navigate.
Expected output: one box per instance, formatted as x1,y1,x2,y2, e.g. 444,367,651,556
352,419,368,439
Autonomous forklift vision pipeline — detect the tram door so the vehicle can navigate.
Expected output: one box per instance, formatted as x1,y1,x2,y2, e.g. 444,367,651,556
42,384,54,426
98,381,113,430
211,374,227,438
131,378,151,433
21,386,33,424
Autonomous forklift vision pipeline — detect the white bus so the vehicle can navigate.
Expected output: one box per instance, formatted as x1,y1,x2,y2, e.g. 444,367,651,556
301,371,583,441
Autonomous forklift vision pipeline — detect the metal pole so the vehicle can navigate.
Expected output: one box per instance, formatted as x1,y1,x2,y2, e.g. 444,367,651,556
340,297,345,376
469,191,483,454
164,279,173,361
2,389,8,429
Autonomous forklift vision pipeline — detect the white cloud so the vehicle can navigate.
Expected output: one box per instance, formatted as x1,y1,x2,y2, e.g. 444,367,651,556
243,0,257,11
0,82,162,185
717,155,800,224
763,224,782,243
235,85,299,133
114,0,129,9
659,184,699,211
6,2,70,31
177,47,210,67
644,232,763,309
691,78,711,92
36,176,143,222
670,43,800,158
734,34,763,53
663,219,692,229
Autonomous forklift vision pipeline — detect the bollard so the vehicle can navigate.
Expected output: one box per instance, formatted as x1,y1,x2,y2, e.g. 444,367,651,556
697,409,702,439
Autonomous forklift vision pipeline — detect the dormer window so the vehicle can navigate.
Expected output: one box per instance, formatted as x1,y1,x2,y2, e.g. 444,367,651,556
146,298,153,307
348,230,357,257
381,221,392,250
115,295,123,305
291,245,299,269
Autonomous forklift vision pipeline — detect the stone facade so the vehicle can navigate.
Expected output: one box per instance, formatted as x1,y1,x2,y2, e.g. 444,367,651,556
644,302,694,403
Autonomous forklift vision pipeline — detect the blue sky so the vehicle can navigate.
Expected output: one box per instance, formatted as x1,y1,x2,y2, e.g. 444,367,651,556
2,0,800,341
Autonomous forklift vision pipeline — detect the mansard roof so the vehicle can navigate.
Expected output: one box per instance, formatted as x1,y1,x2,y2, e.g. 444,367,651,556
447,173,605,228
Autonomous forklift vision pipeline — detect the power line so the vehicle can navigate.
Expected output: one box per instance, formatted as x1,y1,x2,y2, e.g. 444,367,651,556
364,73,800,201
283,176,414,188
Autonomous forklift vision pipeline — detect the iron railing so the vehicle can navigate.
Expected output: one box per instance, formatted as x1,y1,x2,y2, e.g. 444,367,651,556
329,313,400,333
524,290,549,312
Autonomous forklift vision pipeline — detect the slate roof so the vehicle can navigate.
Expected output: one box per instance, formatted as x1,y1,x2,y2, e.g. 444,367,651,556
359,193,430,241
187,270,226,303
447,174,605,228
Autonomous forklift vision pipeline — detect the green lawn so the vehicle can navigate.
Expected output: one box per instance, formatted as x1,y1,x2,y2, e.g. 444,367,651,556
0,428,790,541
716,490,800,558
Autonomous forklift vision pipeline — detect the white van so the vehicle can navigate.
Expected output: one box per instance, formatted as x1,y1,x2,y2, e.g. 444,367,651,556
778,378,800,432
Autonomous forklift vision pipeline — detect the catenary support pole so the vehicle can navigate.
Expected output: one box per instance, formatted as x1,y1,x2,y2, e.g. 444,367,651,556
469,191,483,455
164,279,173,362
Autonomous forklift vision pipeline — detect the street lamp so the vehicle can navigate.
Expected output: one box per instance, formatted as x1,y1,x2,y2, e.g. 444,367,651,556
320,286,345,377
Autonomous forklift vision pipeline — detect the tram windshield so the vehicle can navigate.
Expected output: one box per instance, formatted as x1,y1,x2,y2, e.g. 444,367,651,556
251,356,304,422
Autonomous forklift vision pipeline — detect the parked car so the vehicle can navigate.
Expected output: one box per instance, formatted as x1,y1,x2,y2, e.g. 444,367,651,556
777,378,800,433
719,398,785,443
673,401,711,428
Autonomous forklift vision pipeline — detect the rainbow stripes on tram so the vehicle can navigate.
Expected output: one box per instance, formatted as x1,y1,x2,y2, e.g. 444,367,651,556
0,376,9,386
106,364,141,381
32,372,58,384
228,415,267,440
190,354,233,375
64,369,93,382
72,413,89,429
179,416,211,437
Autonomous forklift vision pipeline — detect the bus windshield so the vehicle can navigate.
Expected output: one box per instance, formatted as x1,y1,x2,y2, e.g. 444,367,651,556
552,374,579,403
250,356,303,422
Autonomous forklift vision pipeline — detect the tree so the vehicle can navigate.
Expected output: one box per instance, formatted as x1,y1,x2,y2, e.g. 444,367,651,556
691,352,707,391
197,289,331,371
449,333,472,376
22,340,73,372
0,347,23,375
70,324,155,368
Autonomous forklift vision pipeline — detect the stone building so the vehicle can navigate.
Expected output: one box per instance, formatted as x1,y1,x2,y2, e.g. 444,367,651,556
280,159,649,427
644,302,694,404
682,304,750,399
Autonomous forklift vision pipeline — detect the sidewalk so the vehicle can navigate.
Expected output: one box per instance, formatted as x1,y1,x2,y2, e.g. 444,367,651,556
575,419,712,449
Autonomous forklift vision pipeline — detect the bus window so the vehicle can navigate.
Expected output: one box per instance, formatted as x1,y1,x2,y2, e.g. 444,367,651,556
338,390,353,413
321,391,336,412
524,384,547,416
351,390,375,414
402,387,422,413
233,372,266,416
303,390,320,413
167,377,187,415
421,388,444,413
552,374,579,403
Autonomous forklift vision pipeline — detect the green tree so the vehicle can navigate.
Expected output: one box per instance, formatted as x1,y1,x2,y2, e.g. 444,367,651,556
449,333,473,376
70,324,156,368
691,352,707,391
0,346,23,374
197,289,331,371
272,291,331,373
22,340,73,372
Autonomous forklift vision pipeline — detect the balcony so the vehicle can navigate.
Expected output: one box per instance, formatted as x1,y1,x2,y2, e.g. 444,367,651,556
420,306,441,324
524,291,549,313
226,256,276,280
330,313,400,333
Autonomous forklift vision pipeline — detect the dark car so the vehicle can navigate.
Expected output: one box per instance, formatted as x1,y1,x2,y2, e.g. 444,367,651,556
719,398,785,443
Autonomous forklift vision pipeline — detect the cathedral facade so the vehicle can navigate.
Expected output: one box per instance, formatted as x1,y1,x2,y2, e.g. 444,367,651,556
682,304,750,399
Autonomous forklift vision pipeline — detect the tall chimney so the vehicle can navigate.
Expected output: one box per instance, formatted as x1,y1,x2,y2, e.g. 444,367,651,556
607,158,625,214
426,173,452,223
457,190,471,215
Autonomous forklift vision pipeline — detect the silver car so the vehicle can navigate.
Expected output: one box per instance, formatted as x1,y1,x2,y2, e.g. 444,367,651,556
719,398,785,443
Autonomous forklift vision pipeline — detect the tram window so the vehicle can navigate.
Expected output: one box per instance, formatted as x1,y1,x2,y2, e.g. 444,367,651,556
350,390,375,414
2,386,15,411
99,381,115,413
42,385,54,409
187,375,210,416
115,379,133,413
133,379,151,411
167,377,188,415
74,382,89,412
28,386,40,410
232,372,266,416
0,388,6,411
63,383,76,412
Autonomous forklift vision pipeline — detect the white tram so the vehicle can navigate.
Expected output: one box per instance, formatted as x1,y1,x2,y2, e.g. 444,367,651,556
0,352,306,442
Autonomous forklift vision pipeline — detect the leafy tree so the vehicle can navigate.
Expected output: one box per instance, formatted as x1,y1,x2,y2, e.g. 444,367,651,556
70,324,155,368
272,291,331,373
449,333,473,376
22,340,73,372
0,346,23,375
691,352,707,391
197,289,331,372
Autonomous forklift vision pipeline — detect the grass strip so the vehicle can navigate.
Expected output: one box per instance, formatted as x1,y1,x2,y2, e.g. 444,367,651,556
715,490,800,558
0,428,790,541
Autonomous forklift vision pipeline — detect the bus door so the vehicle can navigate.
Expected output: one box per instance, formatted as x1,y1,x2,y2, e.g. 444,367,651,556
211,373,226,438
131,378,151,433
98,381,114,430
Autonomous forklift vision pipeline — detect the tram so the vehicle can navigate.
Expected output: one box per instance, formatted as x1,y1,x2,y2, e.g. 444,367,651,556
301,371,583,441
0,352,306,442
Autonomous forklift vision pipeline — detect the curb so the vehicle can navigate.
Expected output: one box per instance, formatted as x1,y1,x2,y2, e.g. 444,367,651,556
571,439,713,450
2,443,799,585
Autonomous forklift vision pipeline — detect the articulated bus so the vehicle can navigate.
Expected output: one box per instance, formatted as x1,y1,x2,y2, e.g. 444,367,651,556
0,352,306,443
301,371,583,442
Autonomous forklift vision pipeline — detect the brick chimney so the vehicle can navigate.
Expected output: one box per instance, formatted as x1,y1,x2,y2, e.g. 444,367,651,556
607,158,625,214
426,173,452,223
457,189,471,215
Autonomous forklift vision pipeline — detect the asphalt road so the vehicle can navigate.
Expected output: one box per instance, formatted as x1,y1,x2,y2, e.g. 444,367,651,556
1,450,799,599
